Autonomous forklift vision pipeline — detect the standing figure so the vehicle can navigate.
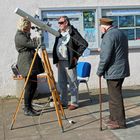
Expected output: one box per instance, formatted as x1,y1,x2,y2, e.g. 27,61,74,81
53,16,88,110
15,17,44,116
97,18,130,129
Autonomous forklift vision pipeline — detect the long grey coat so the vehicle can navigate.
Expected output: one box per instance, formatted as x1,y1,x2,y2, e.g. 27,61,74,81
97,27,130,79
15,30,44,77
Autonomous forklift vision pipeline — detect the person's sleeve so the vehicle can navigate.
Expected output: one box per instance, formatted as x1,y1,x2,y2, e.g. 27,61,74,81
73,29,88,57
16,34,37,49
96,35,114,76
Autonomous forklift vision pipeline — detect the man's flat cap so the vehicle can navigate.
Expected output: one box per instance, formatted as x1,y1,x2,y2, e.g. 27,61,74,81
99,18,113,25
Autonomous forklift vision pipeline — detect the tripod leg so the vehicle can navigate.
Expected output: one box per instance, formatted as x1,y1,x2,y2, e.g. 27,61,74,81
10,90,25,130
46,74,65,132
51,90,64,132
42,49,65,132
10,48,39,130
99,76,102,131
55,91,66,118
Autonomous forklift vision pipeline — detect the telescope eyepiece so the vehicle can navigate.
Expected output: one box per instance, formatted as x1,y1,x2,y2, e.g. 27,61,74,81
31,26,40,31
31,26,35,30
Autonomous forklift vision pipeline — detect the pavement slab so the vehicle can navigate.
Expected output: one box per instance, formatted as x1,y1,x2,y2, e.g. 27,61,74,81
0,86,140,140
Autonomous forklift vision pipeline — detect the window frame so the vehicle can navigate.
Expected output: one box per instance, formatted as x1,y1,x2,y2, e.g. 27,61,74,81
38,7,97,53
101,6,140,49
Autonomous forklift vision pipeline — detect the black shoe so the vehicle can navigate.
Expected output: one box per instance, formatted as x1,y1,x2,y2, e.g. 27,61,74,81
30,107,41,113
23,106,40,113
24,108,40,116
62,104,67,109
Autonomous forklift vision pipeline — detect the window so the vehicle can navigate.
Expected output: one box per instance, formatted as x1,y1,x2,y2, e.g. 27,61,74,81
83,11,96,45
102,8,140,47
40,9,96,51
136,28,140,40
136,15,140,26
119,16,134,27
121,29,134,40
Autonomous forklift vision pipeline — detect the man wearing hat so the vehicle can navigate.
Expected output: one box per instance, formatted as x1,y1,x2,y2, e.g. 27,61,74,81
97,18,130,129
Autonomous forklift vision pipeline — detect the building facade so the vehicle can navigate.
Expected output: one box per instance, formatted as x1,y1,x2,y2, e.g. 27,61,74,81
0,0,140,96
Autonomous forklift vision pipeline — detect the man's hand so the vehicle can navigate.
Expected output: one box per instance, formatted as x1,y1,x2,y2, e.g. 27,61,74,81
72,57,77,65
56,63,59,68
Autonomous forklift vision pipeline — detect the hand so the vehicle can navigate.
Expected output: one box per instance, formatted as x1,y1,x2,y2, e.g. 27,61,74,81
33,37,41,45
33,37,39,45
56,63,59,68
72,57,77,65
97,48,101,52
96,71,102,77
33,37,38,42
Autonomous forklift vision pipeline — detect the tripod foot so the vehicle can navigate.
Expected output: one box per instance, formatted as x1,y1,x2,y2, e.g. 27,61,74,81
9,123,14,130
61,126,64,133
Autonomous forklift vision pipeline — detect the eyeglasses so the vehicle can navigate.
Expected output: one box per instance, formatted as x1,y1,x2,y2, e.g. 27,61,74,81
58,21,65,25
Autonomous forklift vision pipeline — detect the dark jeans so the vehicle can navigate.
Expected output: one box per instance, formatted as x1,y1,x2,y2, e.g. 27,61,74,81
107,78,126,126
24,75,37,109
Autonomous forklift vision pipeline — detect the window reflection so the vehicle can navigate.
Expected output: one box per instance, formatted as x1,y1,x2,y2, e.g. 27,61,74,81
119,16,134,27
83,11,95,28
121,29,134,40
102,9,140,42
83,11,95,46
136,15,140,26
136,28,140,40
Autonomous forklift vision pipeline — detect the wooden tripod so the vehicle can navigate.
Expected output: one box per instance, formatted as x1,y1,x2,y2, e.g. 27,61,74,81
10,46,66,132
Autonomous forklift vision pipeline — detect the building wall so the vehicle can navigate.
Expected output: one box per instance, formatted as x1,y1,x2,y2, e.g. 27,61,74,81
0,0,140,96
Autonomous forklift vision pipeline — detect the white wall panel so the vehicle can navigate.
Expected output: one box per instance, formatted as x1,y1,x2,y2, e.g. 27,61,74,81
0,0,140,96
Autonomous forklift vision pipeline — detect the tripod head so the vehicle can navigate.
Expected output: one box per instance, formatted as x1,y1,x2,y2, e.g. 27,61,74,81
31,26,41,32
31,26,46,50
37,33,46,50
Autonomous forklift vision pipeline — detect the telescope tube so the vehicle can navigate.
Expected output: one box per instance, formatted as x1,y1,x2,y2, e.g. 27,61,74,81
14,8,60,37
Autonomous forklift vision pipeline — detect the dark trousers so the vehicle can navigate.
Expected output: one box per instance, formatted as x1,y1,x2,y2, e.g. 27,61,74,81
107,78,126,126
24,75,37,109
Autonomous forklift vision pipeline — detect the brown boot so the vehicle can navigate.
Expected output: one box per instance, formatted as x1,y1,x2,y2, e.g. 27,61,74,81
106,120,126,130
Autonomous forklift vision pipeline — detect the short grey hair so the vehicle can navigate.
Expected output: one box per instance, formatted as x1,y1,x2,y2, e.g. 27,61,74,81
58,16,71,26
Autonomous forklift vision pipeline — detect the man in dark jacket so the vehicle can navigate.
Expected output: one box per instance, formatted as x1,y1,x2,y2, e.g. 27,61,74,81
53,16,88,110
15,17,44,116
97,18,130,129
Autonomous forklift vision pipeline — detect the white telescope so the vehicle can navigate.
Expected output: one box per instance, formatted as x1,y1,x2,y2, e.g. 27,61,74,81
14,8,60,37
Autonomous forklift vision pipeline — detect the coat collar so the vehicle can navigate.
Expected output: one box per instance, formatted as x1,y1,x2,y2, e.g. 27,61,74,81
101,26,116,38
